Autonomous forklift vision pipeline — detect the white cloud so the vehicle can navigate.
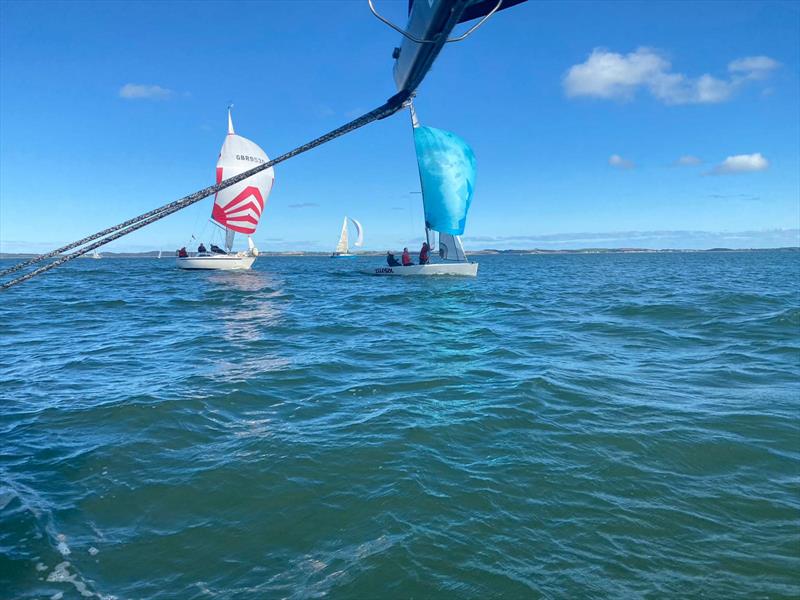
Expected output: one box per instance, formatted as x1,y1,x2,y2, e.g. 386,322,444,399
564,48,779,105
728,56,780,80
675,155,702,166
711,153,769,175
609,154,634,169
119,83,174,100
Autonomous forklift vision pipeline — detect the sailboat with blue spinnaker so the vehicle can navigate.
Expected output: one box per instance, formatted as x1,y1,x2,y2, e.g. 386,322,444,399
367,103,478,276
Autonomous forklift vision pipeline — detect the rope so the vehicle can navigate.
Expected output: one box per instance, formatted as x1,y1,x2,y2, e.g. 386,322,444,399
1,92,410,290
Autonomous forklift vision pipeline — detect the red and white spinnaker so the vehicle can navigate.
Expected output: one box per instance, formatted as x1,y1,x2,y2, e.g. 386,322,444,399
212,108,275,245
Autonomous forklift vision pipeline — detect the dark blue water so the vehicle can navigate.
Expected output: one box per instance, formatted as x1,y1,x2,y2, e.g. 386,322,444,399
1,252,798,599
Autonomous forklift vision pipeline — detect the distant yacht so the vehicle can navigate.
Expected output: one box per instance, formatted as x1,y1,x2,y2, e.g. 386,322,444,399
331,216,363,258
91,250,101,260
157,250,162,259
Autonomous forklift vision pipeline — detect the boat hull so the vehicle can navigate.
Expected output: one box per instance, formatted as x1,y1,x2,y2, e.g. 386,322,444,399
363,262,478,277
176,255,256,270
331,254,357,259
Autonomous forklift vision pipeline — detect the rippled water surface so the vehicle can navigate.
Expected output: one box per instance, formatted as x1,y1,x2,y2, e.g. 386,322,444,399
1,252,799,599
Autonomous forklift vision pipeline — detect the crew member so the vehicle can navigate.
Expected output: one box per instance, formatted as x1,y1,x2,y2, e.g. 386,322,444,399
402,247,413,266
418,242,430,265
386,251,401,267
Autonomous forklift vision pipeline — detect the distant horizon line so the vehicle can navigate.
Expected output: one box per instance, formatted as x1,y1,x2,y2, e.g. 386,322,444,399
1,246,798,259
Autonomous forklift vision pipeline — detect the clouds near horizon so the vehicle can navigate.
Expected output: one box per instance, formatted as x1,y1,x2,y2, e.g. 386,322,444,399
564,48,779,104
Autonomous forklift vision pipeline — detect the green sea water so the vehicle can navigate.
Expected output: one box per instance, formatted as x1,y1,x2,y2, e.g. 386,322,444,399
1,251,798,598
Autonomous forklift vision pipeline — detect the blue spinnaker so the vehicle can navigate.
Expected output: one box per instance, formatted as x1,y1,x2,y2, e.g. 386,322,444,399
413,126,476,236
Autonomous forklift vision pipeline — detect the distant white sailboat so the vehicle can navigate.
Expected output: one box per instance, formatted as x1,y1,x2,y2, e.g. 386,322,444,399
177,107,275,271
331,216,363,258
91,250,101,260
157,250,162,259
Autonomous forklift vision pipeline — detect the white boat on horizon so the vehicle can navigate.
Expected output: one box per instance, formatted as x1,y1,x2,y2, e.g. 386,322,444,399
178,107,274,271
91,250,101,259
331,216,364,258
367,103,477,277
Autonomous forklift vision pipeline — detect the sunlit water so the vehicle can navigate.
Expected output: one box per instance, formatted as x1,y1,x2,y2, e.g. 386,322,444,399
1,252,798,599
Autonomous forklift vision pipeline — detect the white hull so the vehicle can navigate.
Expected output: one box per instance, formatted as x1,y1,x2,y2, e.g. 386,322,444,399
364,262,478,277
176,254,256,270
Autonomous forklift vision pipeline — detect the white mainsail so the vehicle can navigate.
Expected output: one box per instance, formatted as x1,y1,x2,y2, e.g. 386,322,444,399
212,108,275,251
335,217,349,254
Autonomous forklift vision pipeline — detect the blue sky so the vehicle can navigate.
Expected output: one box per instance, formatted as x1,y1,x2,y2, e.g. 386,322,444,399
1,0,798,252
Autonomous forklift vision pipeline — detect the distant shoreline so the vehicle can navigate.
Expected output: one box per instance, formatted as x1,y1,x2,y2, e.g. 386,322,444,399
1,247,797,259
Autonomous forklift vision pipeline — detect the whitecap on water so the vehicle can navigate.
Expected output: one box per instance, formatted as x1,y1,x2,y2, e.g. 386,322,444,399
56,533,71,556
46,561,94,597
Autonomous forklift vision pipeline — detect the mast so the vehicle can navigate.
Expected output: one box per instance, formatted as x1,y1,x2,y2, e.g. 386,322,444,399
409,101,436,250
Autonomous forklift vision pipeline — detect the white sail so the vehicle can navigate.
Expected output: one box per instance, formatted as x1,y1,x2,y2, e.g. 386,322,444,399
438,233,467,262
157,250,162,259
225,228,235,252
426,227,436,251
350,218,364,247
335,217,349,254
212,108,274,236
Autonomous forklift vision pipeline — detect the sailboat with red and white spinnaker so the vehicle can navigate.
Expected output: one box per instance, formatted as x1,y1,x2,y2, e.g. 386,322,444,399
177,107,274,271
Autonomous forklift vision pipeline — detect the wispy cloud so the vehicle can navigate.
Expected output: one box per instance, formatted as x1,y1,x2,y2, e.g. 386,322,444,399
119,83,174,100
675,155,702,166
707,193,761,201
564,48,779,104
609,154,634,169
709,153,769,175
728,56,780,80
288,202,320,209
